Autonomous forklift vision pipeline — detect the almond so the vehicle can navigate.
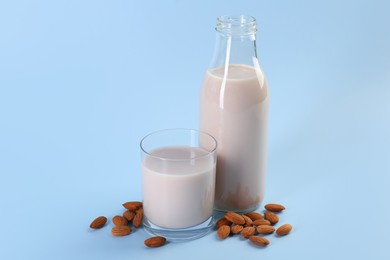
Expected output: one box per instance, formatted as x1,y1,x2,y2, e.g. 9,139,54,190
215,217,232,228
132,208,143,228
249,236,270,246
111,225,132,236
264,211,279,225
123,210,135,222
256,225,275,234
144,236,167,248
242,215,253,227
217,225,230,239
112,215,128,226
89,216,107,229
246,212,263,221
276,224,292,236
264,203,285,212
122,201,143,211
253,219,271,226
231,225,244,234
241,226,256,238
224,212,245,225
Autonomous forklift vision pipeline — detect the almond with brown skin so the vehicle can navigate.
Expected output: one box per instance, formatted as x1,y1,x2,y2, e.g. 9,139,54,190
249,236,270,246
253,219,271,226
264,203,285,212
217,225,230,239
246,212,263,221
241,226,256,238
224,212,245,225
242,215,253,227
111,226,132,236
89,216,107,229
122,201,142,211
256,225,275,234
231,225,244,234
144,236,167,248
276,224,292,236
123,210,135,222
132,208,143,228
264,211,279,225
215,217,232,228
112,215,128,226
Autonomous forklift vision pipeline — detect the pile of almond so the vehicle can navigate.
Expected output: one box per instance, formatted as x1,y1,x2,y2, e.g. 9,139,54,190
89,202,292,249
216,203,292,247
89,201,166,248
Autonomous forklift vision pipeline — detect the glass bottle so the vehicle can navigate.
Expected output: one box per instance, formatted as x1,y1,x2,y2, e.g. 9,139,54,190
200,15,269,213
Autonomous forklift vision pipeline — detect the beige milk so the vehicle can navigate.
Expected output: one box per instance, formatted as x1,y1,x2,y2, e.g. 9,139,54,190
200,64,269,212
142,146,216,228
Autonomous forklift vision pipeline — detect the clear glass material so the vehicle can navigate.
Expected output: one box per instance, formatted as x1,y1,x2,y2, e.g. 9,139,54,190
200,15,269,213
140,129,217,241
211,15,259,67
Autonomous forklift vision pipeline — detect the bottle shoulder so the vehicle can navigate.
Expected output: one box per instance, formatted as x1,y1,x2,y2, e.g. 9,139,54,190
201,67,268,111
202,64,268,98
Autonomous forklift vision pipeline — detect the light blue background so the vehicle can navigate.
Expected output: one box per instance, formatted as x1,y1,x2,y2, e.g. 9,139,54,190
1,0,389,259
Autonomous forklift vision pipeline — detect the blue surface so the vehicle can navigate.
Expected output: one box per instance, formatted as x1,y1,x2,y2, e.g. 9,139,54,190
1,0,390,259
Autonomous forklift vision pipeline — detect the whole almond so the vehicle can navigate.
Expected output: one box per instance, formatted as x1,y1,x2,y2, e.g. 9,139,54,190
264,211,279,225
241,226,256,238
253,219,271,226
276,224,292,236
242,215,253,227
144,236,167,248
264,203,285,212
111,225,132,236
123,210,135,222
133,208,143,228
249,236,270,246
217,225,230,239
246,212,263,221
231,225,244,234
215,217,232,228
112,215,128,226
122,201,142,211
89,216,107,229
256,225,275,234
224,212,245,225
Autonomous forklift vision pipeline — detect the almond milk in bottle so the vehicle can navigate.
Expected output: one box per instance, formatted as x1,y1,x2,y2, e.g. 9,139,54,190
200,15,269,212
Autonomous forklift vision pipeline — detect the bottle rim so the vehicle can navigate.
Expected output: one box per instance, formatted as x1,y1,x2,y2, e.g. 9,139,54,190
216,15,257,36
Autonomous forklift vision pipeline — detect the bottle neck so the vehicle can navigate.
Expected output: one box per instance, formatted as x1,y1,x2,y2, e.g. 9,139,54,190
209,15,258,69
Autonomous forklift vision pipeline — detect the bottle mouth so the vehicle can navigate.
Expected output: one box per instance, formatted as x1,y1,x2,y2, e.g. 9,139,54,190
216,15,257,36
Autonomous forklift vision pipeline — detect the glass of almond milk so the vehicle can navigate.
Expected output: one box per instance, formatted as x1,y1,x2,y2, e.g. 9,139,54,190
140,129,217,241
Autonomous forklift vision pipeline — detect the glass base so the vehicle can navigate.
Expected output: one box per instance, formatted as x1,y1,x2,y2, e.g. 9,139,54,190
143,216,214,242
213,204,260,214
